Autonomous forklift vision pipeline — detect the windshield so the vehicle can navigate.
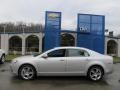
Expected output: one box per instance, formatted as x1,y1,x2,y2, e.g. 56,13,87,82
33,52,43,57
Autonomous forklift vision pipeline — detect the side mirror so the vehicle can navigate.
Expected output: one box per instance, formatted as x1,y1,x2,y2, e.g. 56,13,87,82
42,54,48,58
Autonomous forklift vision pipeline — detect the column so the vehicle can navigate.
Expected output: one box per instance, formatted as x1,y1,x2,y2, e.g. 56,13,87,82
117,39,120,57
1,34,9,54
22,35,25,55
104,37,107,55
39,33,42,53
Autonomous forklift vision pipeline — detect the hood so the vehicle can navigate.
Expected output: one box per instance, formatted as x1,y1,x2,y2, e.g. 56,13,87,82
13,55,35,61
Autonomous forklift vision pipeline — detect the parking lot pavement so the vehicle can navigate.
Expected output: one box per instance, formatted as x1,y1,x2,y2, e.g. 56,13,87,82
0,62,120,90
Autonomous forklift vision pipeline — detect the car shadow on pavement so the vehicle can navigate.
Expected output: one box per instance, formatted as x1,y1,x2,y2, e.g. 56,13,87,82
10,76,108,87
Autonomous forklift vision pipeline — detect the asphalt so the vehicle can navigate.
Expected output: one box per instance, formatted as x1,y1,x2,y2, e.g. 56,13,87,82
0,62,120,90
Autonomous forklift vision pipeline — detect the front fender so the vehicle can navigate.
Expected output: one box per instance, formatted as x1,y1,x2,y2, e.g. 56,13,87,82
15,60,39,75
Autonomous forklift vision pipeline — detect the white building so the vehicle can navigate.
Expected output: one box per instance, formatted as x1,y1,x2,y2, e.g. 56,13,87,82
0,31,120,57
0,31,76,55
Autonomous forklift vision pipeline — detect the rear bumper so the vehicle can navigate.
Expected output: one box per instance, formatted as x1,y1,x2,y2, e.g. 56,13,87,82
106,69,113,75
105,64,114,75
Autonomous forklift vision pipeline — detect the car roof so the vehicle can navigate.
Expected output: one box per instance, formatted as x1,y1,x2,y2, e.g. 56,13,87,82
54,46,89,50
53,47,102,56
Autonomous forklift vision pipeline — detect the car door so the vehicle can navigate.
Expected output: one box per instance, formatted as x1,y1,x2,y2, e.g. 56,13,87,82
66,49,90,74
38,49,66,75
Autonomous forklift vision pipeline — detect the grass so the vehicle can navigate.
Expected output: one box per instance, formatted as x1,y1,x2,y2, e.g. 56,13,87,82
5,54,120,63
113,56,120,63
5,54,22,62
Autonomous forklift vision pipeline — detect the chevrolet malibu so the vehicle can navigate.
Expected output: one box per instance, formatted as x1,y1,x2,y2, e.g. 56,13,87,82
10,47,113,81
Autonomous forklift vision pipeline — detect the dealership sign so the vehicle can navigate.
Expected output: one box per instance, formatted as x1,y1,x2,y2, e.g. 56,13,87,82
48,13,60,19
79,27,90,33
44,11,61,51
46,11,61,30
77,14,105,54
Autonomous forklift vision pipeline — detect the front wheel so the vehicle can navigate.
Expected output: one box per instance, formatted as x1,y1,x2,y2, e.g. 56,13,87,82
87,66,104,81
18,64,36,80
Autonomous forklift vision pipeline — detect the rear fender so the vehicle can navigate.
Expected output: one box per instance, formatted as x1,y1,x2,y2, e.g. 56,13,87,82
85,61,106,75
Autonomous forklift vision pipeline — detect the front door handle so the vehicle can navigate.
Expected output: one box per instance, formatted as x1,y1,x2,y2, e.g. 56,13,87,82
60,60,65,61
86,59,89,61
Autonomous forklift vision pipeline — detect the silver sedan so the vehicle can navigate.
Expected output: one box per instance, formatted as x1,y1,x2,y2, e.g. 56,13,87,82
10,47,113,81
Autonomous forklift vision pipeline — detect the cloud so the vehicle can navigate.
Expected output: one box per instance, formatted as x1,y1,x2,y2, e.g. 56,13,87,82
0,0,120,35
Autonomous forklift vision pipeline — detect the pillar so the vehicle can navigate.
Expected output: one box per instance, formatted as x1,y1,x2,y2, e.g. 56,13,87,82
22,34,25,55
1,34,9,54
39,33,43,53
117,39,120,57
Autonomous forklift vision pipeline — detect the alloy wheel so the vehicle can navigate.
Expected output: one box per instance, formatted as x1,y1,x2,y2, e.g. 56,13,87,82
20,65,35,80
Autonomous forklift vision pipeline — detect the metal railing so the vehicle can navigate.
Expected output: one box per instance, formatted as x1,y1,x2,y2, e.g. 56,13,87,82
25,47,39,55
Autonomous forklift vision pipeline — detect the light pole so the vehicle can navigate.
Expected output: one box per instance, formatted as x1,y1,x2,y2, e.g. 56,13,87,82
3,24,6,34
22,25,26,34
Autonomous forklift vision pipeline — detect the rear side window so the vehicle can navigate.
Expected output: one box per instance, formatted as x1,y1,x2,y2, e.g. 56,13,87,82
67,49,89,57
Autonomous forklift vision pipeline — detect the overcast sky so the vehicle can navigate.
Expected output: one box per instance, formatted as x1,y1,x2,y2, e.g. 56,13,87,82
0,0,120,35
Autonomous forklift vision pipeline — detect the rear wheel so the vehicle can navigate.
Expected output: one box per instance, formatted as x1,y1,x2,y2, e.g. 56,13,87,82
18,64,36,80
87,66,104,81
0,55,5,64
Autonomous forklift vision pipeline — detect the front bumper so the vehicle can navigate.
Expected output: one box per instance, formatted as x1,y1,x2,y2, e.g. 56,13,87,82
10,63,18,75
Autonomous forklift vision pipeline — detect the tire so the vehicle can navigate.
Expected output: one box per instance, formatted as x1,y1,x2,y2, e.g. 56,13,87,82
87,66,104,81
18,64,36,80
0,55,5,64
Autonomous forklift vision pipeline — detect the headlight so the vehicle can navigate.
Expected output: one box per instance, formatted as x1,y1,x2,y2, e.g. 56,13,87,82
12,59,18,63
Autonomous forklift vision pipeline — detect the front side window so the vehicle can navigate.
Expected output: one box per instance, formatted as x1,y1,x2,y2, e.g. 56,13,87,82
47,49,66,57
67,49,89,57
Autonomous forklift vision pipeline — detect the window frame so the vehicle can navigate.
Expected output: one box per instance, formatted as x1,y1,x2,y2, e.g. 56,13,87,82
47,49,67,57
66,49,90,57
